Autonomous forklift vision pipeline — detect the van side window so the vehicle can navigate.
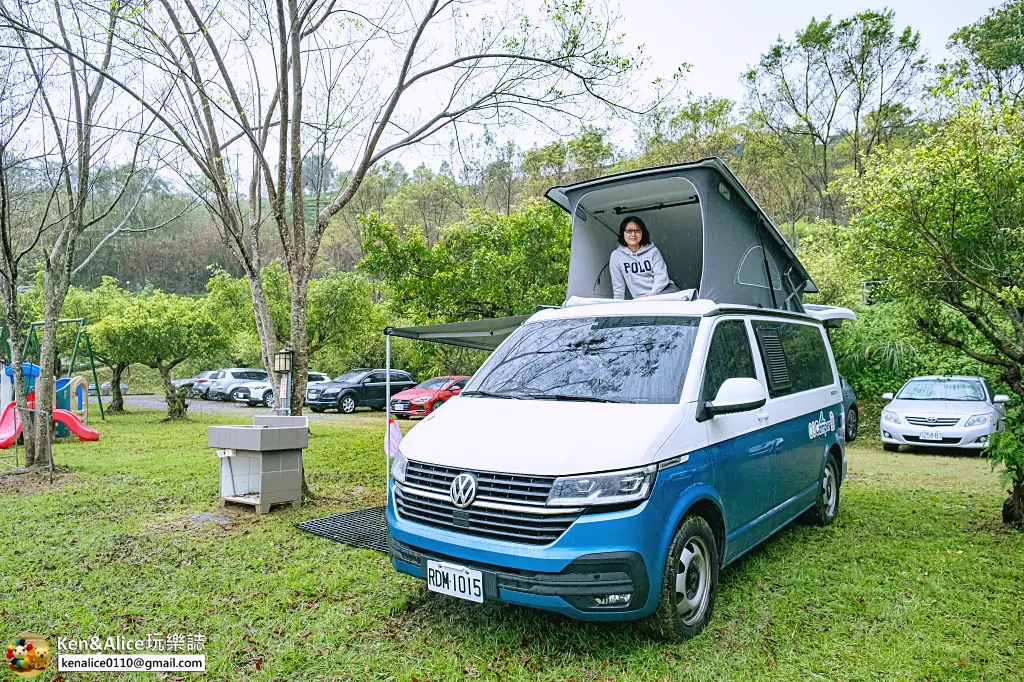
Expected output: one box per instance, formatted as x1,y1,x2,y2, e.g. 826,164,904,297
702,320,756,404
752,321,833,397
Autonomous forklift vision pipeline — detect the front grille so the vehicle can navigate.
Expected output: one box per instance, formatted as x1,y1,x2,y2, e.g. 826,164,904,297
905,416,960,427
405,461,555,505
394,486,579,545
904,435,961,444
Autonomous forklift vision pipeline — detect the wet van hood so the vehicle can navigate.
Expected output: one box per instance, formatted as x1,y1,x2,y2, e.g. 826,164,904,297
398,397,683,476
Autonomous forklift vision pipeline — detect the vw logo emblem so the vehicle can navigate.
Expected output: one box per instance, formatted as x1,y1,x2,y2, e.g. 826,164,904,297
450,473,477,508
927,416,937,423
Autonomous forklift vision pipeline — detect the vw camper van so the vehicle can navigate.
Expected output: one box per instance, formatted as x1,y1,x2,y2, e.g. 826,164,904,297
385,159,852,640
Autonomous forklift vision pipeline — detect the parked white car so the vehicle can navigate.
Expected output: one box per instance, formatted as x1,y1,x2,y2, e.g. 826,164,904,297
234,372,331,408
880,376,1009,451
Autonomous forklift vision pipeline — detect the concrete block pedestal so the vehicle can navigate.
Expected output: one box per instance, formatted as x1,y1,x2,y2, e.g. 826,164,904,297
208,416,309,515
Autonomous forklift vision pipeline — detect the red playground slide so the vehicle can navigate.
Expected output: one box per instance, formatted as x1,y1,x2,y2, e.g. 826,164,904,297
53,409,100,441
0,401,19,449
0,402,99,449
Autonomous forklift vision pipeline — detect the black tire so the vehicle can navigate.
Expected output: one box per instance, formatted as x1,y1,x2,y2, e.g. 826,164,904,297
310,406,325,413
641,514,719,641
845,407,858,442
430,399,445,414
883,443,899,452
263,392,276,409
200,390,210,401
229,389,241,402
807,454,840,526
338,394,357,414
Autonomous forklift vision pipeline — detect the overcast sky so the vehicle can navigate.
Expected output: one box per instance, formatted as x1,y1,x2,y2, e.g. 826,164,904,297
402,0,995,170
620,0,991,102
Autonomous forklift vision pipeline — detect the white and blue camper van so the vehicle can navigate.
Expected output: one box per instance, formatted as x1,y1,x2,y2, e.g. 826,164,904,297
385,159,852,640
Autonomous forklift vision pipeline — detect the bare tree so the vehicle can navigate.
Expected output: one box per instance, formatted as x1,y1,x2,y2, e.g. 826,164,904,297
7,0,663,415
0,0,175,466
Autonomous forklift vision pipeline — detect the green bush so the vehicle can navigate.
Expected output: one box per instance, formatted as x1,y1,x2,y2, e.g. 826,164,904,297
986,409,1024,527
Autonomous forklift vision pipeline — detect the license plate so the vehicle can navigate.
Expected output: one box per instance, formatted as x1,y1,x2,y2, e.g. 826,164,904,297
426,561,483,603
393,402,410,410
919,431,943,441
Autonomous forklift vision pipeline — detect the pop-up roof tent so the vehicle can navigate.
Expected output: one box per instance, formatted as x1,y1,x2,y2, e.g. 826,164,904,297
385,158,820,356
546,157,815,310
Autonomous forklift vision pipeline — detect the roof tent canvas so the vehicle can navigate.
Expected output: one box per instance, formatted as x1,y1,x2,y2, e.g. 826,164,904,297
545,157,816,311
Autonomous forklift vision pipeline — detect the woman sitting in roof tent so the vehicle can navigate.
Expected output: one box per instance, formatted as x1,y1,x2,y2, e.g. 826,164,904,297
610,216,675,299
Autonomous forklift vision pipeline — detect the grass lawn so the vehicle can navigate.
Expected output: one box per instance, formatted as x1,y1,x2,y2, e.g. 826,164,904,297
1,409,1022,681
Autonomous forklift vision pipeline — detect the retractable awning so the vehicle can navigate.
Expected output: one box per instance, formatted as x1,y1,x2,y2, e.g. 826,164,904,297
384,315,532,352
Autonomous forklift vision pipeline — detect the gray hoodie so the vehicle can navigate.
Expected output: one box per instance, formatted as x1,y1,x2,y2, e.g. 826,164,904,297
610,243,673,299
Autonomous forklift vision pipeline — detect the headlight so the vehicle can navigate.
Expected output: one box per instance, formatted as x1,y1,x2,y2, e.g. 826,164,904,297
965,413,995,427
391,449,408,484
882,410,901,424
411,397,432,404
323,388,340,395
547,464,656,507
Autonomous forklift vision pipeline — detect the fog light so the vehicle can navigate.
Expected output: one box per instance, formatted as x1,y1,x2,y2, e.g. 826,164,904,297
882,431,891,439
976,436,988,444
592,593,631,606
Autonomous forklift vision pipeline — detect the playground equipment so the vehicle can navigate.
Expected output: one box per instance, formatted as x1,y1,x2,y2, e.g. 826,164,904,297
0,319,104,464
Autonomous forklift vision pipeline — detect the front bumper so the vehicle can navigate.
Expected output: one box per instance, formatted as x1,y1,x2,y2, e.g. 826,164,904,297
880,421,996,449
386,480,669,621
305,391,340,407
390,400,430,416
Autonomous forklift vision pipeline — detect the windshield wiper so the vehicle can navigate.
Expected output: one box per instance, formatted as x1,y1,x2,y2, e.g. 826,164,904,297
460,390,522,400
518,393,622,403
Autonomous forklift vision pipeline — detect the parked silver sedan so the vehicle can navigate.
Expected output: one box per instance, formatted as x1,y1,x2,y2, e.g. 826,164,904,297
880,376,1009,451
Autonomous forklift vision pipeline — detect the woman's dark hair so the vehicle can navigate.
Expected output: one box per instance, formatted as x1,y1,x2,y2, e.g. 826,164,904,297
617,216,651,247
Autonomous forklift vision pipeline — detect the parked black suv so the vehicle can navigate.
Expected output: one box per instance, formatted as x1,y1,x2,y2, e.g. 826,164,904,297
306,369,417,414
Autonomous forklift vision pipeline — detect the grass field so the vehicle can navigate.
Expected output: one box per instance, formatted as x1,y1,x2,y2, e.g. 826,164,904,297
1,409,1022,681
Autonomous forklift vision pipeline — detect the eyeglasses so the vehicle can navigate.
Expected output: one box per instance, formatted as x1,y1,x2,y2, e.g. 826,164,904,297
624,228,642,234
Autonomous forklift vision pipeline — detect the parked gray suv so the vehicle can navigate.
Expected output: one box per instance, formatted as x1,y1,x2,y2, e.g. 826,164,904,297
207,368,269,401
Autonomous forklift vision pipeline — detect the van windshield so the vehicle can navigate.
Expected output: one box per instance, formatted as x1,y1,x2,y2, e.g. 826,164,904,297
467,316,700,404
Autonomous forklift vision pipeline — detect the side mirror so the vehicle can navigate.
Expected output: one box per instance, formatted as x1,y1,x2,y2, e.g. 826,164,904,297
705,378,767,418
881,392,894,401
994,394,1010,404
450,386,462,393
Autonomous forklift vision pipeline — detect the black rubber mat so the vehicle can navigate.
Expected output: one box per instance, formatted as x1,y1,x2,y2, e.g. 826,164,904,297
297,506,388,553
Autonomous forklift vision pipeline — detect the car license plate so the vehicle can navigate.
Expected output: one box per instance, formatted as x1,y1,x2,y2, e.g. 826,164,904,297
393,402,410,410
919,431,943,441
426,561,483,603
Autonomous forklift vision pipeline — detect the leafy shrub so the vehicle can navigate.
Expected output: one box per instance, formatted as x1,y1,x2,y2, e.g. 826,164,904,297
986,408,1024,527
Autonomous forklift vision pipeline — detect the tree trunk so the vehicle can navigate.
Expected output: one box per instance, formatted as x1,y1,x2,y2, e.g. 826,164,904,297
1004,465,1024,527
288,275,310,415
108,363,126,413
33,268,66,469
158,364,187,420
1,298,34,462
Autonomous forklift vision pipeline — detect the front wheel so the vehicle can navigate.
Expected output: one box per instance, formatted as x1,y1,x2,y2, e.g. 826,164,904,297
310,406,325,413
339,395,357,414
263,392,276,409
807,455,840,526
641,515,719,641
228,389,241,402
845,407,858,442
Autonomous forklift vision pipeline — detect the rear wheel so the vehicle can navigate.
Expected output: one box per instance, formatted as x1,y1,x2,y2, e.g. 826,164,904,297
339,395,357,414
641,515,719,641
883,443,899,452
845,407,858,442
263,392,276,409
807,455,840,526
